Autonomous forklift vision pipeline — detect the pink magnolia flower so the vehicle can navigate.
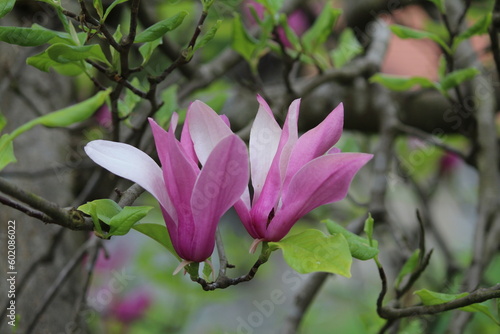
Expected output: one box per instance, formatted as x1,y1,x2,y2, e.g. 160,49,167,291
109,289,152,324
84,102,249,263
235,96,373,244
243,1,309,48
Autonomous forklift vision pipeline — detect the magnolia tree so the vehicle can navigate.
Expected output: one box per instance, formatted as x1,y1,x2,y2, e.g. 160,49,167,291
0,0,499,333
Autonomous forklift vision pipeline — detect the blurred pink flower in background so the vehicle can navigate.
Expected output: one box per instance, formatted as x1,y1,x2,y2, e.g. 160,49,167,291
243,0,309,48
439,151,462,175
94,104,113,129
109,288,152,324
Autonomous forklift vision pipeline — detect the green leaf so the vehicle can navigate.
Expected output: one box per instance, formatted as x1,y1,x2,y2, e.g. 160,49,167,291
0,134,16,171
194,20,221,51
231,14,259,65
47,43,109,65
87,202,104,236
370,73,440,91
364,213,374,246
438,55,447,80
118,78,143,118
395,249,420,288
0,0,16,19
139,38,162,65
302,5,341,53
8,89,110,141
415,289,500,325
93,0,103,18
132,223,180,260
103,0,128,22
323,220,379,261
155,85,178,127
135,11,188,43
453,14,491,51
390,25,451,54
427,0,445,13
202,257,213,281
269,229,352,276
279,14,302,51
0,112,6,133
27,50,84,76
36,89,111,127
259,0,284,15
108,206,153,236
0,26,57,46
440,68,480,91
331,28,363,68
78,199,122,225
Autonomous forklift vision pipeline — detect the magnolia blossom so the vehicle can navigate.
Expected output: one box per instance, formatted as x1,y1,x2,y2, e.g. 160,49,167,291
109,289,152,324
234,96,373,245
84,102,249,263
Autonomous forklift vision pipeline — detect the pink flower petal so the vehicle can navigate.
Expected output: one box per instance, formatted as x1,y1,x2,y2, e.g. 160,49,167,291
179,115,197,164
190,135,249,261
266,153,373,240
249,97,281,201
149,119,198,242
249,98,300,237
187,100,233,165
84,140,172,217
284,103,344,191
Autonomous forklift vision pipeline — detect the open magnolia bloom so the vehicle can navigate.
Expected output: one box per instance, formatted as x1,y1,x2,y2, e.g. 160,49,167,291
234,96,373,248
84,101,249,264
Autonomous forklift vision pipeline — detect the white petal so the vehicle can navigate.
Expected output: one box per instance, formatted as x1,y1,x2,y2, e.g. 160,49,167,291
187,100,233,165
249,99,281,201
84,140,173,216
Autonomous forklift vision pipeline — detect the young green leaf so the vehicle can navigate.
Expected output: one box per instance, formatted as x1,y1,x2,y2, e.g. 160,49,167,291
139,38,162,65
364,213,374,246
108,206,153,236
133,223,179,260
395,249,420,288
93,0,104,18
78,199,122,225
0,0,16,19
202,258,213,281
370,74,440,91
46,44,109,65
4,89,110,160
135,11,188,43
194,20,222,51
323,220,379,260
331,28,363,68
27,50,84,76
427,0,445,13
453,14,492,51
302,5,341,53
87,202,104,236
415,289,500,325
259,0,285,15
155,85,178,127
440,68,480,91
0,134,16,171
0,27,58,46
269,229,352,276
231,14,259,64
0,112,6,133
103,0,128,22
390,25,451,54
279,14,302,51
36,89,111,128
